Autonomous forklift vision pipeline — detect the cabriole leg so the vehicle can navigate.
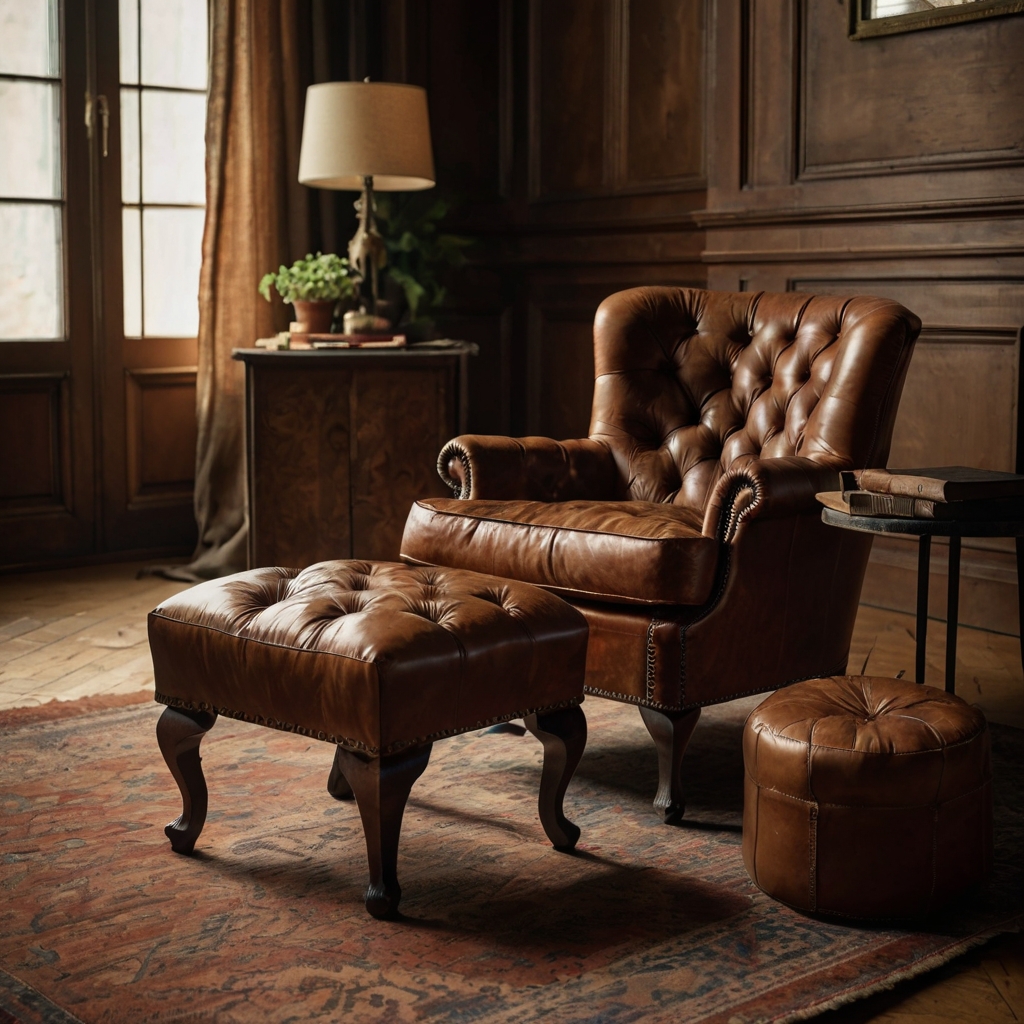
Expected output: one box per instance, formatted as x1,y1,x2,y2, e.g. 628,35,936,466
334,743,432,919
638,705,701,825
156,705,218,853
327,745,354,800
523,703,587,851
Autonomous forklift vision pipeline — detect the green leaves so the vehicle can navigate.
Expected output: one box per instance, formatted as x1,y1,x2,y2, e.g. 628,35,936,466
258,252,358,304
374,193,474,333
387,267,427,320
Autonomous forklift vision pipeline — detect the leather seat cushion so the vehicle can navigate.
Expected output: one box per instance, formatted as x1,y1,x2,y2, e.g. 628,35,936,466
148,561,588,756
743,676,992,918
401,498,719,606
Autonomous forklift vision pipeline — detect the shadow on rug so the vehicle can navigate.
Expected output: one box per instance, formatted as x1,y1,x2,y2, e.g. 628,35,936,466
0,693,1020,1024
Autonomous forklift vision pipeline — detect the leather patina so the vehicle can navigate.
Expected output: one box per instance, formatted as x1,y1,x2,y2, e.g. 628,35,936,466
149,560,589,755
401,287,921,710
403,497,716,606
743,676,993,919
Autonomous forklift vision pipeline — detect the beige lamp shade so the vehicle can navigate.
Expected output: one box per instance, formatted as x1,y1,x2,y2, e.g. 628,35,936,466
298,81,435,191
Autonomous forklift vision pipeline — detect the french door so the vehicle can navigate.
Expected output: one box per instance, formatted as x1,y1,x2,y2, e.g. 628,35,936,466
0,0,206,569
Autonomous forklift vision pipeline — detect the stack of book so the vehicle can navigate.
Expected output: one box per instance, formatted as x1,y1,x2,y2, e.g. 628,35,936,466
253,332,407,351
308,333,406,349
816,467,1024,521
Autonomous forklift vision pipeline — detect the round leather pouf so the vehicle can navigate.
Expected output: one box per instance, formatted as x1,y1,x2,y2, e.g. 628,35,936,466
743,675,992,920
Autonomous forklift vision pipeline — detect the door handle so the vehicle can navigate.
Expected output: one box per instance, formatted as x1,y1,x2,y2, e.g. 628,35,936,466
85,92,110,158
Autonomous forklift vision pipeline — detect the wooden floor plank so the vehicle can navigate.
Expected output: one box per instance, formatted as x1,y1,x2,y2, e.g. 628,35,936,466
981,935,1024,1021
849,604,1024,727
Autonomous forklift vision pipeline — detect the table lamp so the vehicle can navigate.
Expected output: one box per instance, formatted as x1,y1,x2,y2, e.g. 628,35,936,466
297,81,436,320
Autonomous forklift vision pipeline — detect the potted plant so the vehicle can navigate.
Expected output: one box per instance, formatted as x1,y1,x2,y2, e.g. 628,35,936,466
258,252,358,333
375,193,473,341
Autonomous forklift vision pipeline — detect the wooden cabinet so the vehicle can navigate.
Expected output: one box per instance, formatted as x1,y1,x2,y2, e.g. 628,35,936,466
234,346,473,570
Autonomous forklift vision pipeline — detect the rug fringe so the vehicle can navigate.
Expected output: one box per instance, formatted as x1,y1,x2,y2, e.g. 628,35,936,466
774,918,1023,1023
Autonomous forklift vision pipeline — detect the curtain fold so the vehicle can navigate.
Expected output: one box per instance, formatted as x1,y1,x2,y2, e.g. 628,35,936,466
173,0,316,581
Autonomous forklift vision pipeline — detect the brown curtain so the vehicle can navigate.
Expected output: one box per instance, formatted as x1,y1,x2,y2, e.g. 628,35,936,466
171,0,317,580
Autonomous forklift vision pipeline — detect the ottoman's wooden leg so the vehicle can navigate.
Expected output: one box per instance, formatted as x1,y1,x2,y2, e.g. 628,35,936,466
327,746,354,800
156,705,218,854
523,704,587,852
334,743,432,919
639,705,701,825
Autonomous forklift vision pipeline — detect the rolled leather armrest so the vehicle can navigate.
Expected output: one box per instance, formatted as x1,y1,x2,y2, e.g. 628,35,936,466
702,456,842,542
438,434,622,501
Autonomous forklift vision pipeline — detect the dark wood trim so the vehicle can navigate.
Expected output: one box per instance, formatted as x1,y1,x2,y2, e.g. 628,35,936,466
1017,325,1024,477
0,372,71,517
498,0,514,200
738,0,752,191
605,0,626,191
0,543,193,576
915,327,1019,347
799,148,1024,183
695,196,1024,230
703,242,1024,264
526,0,541,201
848,0,1024,40
123,366,198,510
798,1,1024,181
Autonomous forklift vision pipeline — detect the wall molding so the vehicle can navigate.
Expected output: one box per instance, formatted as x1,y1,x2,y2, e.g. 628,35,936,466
798,148,1024,183
915,326,1019,346
796,0,1024,183
124,366,197,511
0,372,71,518
703,242,1024,264
695,195,1024,229
527,0,707,204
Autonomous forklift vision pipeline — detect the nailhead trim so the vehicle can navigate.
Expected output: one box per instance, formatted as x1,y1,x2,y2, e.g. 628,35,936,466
437,440,472,498
154,691,583,756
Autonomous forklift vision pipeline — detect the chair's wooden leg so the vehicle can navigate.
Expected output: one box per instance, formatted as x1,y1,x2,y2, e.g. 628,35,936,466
523,703,588,851
156,705,218,854
327,746,354,800
639,705,701,825
334,743,432,919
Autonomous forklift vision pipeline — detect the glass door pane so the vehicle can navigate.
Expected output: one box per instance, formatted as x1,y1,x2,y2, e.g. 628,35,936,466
0,0,63,342
119,0,207,339
0,0,59,77
0,203,62,339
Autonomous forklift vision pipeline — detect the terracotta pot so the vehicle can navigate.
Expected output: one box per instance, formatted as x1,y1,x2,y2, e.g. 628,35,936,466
291,299,336,334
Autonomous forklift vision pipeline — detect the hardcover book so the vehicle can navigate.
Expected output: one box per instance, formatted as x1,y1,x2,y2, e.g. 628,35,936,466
854,466,1024,502
816,490,1024,521
309,334,407,349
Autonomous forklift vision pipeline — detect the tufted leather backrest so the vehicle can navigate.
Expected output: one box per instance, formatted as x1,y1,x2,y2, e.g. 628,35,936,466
590,287,920,512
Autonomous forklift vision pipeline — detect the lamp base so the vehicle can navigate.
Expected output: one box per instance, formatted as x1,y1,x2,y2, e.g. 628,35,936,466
348,175,388,316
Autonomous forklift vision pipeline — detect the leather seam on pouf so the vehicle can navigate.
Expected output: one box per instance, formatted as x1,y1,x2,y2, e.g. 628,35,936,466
744,777,991,810
155,690,584,757
742,675,993,920
749,730,986,756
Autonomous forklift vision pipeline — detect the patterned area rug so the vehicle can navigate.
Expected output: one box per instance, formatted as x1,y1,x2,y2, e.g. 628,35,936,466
0,691,1021,1024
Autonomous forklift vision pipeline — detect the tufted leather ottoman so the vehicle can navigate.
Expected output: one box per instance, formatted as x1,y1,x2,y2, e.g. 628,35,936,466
148,560,589,918
743,676,992,919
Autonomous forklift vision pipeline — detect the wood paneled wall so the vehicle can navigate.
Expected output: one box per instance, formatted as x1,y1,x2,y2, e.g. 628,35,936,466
391,0,708,441
387,0,1024,635
701,0,1024,634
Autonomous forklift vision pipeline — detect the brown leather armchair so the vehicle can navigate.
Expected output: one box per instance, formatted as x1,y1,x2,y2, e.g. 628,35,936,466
401,287,920,822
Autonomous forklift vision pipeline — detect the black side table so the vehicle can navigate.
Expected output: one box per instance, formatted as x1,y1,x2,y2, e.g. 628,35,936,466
821,508,1024,694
